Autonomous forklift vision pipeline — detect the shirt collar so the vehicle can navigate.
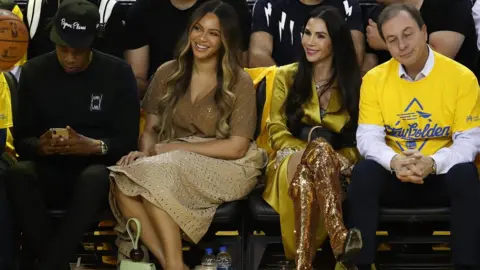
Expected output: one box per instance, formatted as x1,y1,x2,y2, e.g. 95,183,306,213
398,46,434,82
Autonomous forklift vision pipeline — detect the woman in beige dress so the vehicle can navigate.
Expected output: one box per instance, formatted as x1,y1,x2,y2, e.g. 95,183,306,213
107,1,266,269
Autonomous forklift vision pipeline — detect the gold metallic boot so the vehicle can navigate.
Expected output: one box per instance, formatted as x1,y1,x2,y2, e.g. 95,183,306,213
290,163,319,270
301,138,362,268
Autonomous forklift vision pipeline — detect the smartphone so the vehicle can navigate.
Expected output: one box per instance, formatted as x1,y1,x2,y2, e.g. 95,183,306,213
51,128,69,139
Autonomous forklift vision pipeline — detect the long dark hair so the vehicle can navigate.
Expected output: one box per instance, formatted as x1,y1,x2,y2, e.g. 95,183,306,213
284,6,361,135
155,0,241,141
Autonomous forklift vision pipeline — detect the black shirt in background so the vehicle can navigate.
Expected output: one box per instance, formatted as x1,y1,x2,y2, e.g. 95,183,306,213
366,0,478,71
0,129,5,155
251,0,364,66
123,0,252,78
14,50,140,165
23,0,126,59
363,4,391,64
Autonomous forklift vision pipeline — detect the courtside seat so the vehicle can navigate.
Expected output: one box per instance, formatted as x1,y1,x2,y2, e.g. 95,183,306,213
193,200,246,270
212,200,244,225
46,201,245,226
248,186,279,225
245,185,282,270
245,76,283,270
246,194,454,270
380,207,450,223
376,207,452,269
17,200,247,269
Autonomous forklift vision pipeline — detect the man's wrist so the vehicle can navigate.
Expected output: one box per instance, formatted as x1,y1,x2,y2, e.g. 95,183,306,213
429,156,437,174
91,140,103,155
389,154,399,172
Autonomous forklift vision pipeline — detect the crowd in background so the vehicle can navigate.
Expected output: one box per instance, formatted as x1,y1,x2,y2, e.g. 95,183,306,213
0,0,480,270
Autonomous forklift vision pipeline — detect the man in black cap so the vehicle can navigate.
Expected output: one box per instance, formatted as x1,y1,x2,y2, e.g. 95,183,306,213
6,0,140,269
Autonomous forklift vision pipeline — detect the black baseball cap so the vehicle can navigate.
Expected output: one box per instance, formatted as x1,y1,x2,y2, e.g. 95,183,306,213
50,0,100,48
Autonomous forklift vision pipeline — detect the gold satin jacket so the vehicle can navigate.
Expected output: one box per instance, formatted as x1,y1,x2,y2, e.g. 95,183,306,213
267,63,360,163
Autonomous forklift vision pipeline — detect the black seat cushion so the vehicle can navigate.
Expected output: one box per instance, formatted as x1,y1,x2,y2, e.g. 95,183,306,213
380,207,451,222
49,201,242,225
48,209,114,220
212,200,243,224
248,186,279,223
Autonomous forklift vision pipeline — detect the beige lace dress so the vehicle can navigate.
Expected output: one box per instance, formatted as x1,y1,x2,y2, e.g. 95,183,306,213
108,61,266,257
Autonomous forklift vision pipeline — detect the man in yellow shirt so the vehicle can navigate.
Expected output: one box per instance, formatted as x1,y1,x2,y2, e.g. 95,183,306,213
0,3,26,269
347,4,480,270
0,71,14,269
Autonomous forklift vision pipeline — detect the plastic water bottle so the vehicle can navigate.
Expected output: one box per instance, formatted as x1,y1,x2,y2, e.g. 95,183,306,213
216,246,232,270
201,248,217,268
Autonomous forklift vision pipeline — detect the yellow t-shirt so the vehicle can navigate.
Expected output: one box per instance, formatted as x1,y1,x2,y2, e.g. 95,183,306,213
0,73,12,130
359,52,480,155
2,5,26,158
0,73,15,157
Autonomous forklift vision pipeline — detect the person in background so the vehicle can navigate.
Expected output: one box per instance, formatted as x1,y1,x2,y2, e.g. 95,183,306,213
0,6,27,266
471,0,480,79
249,0,365,68
0,70,15,270
473,0,480,50
24,0,126,60
348,4,480,270
0,0,27,163
0,4,27,268
6,1,140,269
108,1,265,269
0,0,27,81
123,0,251,97
363,0,478,73
264,6,363,269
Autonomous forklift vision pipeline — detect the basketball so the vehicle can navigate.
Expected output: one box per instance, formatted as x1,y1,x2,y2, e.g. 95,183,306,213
0,9,28,71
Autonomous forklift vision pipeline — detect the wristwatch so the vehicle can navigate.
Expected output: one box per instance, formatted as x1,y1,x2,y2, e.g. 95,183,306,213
99,140,108,155
389,154,398,173
430,157,437,174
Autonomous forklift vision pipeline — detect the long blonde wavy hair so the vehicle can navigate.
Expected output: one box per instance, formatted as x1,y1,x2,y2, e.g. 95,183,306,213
154,0,242,142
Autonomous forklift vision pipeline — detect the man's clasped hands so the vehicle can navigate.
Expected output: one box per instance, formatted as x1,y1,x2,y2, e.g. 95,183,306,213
390,150,436,184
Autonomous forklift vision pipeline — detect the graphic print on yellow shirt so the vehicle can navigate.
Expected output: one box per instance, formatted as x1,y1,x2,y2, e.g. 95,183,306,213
359,52,480,156
385,97,451,152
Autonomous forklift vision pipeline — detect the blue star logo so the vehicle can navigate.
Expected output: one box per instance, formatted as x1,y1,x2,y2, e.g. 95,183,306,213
395,98,432,126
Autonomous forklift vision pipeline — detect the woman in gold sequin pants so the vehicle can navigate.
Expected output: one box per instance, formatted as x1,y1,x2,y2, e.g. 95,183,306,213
263,6,363,270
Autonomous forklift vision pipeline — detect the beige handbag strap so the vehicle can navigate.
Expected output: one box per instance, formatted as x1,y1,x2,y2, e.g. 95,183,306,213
126,218,142,250
307,126,323,143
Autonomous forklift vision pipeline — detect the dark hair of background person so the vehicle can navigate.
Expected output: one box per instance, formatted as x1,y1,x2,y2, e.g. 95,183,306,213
0,0,15,11
377,3,425,41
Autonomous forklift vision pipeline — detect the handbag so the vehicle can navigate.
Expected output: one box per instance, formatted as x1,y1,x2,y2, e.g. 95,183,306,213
119,218,156,270
299,125,356,149
295,124,336,144
306,125,333,143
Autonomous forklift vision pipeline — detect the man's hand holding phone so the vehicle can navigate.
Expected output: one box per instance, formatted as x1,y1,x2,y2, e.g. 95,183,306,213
39,126,101,156
54,126,102,155
38,129,62,155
